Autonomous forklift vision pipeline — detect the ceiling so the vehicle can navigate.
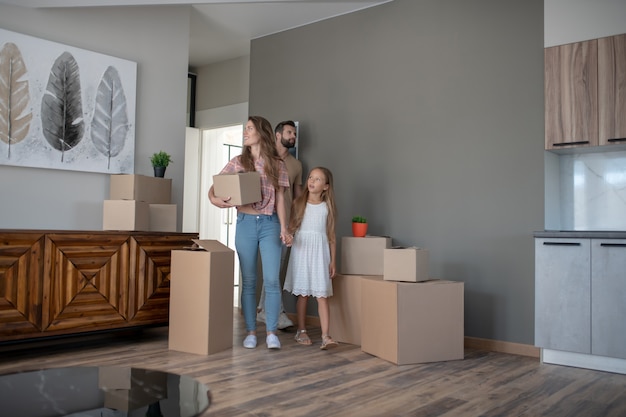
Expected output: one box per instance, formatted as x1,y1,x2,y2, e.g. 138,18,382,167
0,0,391,67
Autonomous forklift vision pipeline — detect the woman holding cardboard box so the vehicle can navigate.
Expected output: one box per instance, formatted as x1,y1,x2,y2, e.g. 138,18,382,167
208,116,291,350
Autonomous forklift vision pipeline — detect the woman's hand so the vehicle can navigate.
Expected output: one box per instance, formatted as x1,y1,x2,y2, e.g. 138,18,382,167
281,232,293,247
208,187,234,208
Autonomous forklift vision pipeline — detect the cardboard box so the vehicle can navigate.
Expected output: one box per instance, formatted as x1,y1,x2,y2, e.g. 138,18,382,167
341,236,392,275
99,367,168,411
384,247,429,282
103,200,150,231
169,239,235,355
110,174,172,204
328,274,374,345
149,204,177,232
212,172,261,206
361,277,464,365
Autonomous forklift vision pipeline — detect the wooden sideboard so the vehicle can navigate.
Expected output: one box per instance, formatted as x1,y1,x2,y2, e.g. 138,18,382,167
0,230,198,342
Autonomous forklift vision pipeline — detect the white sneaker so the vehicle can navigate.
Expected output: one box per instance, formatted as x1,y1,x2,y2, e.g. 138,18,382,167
277,312,294,329
256,309,266,323
266,334,281,349
243,334,257,349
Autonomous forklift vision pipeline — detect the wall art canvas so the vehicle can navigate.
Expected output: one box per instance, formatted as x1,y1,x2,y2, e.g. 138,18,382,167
0,28,136,174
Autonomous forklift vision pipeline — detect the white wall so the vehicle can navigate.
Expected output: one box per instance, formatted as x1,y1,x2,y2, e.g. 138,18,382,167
0,4,190,231
545,0,626,46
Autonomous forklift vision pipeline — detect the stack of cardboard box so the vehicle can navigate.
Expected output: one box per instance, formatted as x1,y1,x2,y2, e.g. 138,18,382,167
329,236,464,365
103,174,176,232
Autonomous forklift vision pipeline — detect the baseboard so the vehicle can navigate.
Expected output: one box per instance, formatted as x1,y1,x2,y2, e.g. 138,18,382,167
464,336,539,358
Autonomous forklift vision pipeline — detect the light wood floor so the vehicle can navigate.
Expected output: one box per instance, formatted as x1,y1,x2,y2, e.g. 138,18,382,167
2,312,626,417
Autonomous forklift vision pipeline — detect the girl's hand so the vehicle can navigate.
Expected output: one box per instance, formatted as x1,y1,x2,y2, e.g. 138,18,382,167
329,263,336,278
281,232,293,247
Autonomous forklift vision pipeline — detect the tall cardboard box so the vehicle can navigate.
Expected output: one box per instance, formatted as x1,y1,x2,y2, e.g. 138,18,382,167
328,274,374,345
212,172,261,206
384,247,429,282
103,200,150,231
149,204,177,232
361,277,464,365
110,174,172,204
169,240,234,355
341,236,392,275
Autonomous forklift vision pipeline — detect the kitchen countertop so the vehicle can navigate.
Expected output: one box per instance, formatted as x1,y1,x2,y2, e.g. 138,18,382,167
534,230,626,239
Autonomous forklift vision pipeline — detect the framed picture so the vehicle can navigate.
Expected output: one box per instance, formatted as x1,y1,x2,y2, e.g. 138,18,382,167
0,28,137,174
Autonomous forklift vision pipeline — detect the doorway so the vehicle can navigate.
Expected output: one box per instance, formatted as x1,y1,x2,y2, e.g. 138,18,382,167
191,124,243,306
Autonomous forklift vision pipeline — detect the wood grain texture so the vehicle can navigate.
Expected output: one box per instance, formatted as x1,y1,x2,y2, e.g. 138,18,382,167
545,39,598,149
599,34,626,146
0,230,197,342
1,311,625,417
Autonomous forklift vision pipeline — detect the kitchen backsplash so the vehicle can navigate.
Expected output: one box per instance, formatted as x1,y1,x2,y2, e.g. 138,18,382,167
558,150,626,230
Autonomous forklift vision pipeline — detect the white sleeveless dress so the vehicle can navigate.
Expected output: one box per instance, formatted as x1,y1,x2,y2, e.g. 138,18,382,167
284,201,333,298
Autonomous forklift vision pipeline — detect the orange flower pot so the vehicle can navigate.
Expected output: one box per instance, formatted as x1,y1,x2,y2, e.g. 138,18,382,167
352,222,368,237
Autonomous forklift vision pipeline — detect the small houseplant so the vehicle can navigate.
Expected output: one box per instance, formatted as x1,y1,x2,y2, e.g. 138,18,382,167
150,151,172,177
352,215,368,237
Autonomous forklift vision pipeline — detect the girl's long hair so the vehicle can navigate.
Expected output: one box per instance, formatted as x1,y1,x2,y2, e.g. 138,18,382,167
289,167,337,244
239,116,282,188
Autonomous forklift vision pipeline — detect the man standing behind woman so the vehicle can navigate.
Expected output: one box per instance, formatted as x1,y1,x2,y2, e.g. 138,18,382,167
257,120,303,329
284,167,338,349
208,116,292,349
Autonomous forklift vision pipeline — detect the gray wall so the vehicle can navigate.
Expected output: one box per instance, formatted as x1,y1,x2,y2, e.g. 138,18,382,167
0,4,190,231
194,55,249,112
249,0,544,344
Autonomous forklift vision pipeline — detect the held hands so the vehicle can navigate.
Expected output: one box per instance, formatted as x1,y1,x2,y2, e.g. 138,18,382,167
281,231,293,247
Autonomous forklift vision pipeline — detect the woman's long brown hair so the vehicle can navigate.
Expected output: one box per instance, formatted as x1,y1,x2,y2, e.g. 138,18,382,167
239,116,282,188
289,167,337,244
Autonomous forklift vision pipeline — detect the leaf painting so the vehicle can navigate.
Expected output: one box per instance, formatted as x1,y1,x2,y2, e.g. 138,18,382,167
91,66,129,169
0,42,32,158
41,51,84,161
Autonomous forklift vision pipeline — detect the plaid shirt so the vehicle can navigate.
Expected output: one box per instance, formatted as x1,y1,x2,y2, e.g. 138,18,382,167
220,155,289,215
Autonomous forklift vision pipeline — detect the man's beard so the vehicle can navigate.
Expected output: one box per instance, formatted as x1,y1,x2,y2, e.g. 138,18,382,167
281,137,295,149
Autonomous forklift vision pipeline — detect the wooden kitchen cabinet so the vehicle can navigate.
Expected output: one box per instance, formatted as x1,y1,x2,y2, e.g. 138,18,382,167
535,238,591,354
545,39,598,150
598,34,626,147
545,34,626,151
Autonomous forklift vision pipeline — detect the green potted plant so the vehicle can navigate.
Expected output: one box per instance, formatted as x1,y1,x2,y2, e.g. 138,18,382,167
150,151,172,177
352,215,368,237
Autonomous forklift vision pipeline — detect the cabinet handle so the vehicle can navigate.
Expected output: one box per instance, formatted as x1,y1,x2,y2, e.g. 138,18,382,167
607,138,626,143
600,243,626,247
552,141,590,147
543,242,581,246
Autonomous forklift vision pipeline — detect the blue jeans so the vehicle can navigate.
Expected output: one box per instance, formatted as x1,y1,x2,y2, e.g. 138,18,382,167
235,212,282,332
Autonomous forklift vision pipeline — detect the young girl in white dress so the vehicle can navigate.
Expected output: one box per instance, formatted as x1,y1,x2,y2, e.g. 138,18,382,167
283,167,338,349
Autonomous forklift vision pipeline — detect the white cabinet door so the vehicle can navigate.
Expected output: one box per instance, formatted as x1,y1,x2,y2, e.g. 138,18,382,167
535,238,591,354
591,239,626,359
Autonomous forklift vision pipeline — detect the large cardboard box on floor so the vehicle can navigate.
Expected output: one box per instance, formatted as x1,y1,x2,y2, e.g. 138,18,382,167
169,239,234,355
361,277,464,365
384,247,430,282
110,174,172,204
212,172,262,206
341,236,392,275
103,200,150,231
328,274,374,345
149,203,177,232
